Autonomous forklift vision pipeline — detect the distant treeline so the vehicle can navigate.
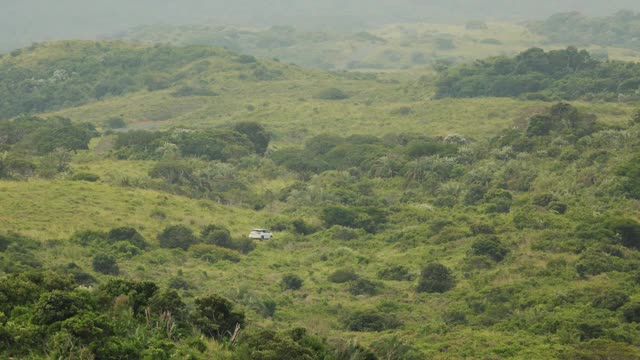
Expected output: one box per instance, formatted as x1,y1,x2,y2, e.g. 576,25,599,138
529,11,640,49
0,42,221,119
435,46,640,101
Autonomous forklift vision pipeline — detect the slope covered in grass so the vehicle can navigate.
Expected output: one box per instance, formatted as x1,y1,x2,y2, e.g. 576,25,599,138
2,41,640,359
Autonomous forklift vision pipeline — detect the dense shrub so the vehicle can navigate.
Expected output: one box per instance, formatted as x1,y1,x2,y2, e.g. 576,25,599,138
470,236,509,262
621,302,640,323
592,290,629,311
617,155,640,199
61,263,96,285
315,87,349,100
71,172,100,182
158,225,198,250
104,117,127,129
98,278,159,315
107,227,147,249
190,244,242,263
201,224,233,248
417,263,455,293
168,276,190,290
236,328,327,360
305,134,344,155
32,290,90,325
470,223,496,235
345,310,402,332
192,294,245,339
322,206,387,233
292,219,317,235
232,122,271,155
435,47,640,102
576,250,626,277
149,161,195,185
148,289,188,323
348,279,379,296
92,254,119,275
281,274,304,291
605,217,640,250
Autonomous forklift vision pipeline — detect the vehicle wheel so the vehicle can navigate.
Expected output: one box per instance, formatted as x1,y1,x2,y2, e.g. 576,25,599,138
261,236,265,240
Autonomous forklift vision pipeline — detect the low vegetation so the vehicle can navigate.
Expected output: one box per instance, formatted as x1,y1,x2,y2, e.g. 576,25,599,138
1,38,640,358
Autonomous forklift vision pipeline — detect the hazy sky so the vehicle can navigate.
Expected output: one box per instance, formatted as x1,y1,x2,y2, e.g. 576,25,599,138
2,0,640,50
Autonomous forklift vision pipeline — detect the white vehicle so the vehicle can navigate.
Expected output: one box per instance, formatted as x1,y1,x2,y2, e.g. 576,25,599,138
249,228,273,240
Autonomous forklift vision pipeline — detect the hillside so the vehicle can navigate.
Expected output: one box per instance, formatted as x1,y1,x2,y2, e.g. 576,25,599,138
109,21,640,71
2,41,640,359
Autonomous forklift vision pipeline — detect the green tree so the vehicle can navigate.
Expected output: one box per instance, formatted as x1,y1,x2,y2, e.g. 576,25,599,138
232,122,271,155
158,225,198,250
192,294,245,340
281,274,304,291
92,254,119,275
470,236,509,262
417,263,455,293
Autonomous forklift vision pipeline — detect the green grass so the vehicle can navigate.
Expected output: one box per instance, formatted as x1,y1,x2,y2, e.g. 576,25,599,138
0,179,261,240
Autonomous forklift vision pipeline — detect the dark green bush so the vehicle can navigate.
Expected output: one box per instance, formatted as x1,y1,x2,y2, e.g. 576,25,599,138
605,217,640,250
315,88,349,100
592,290,629,311
192,294,245,339
149,289,187,323
32,290,90,326
201,224,232,248
470,236,509,262
548,201,568,214
417,263,455,293
92,254,119,275
62,263,96,285
232,121,271,155
168,277,190,290
292,219,317,235
328,269,359,284
348,279,379,296
281,274,304,291
322,206,387,233
107,227,147,249
104,117,127,129
190,244,242,263
97,278,158,315
158,225,198,250
617,155,640,199
621,302,640,323
345,310,402,332
71,172,100,182
470,223,496,235
576,250,626,277
235,328,325,360
532,193,557,207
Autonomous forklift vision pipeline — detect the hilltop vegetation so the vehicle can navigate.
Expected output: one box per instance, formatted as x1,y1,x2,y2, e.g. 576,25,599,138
110,22,551,70
529,11,640,50
0,41,293,119
436,46,640,101
2,40,640,358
